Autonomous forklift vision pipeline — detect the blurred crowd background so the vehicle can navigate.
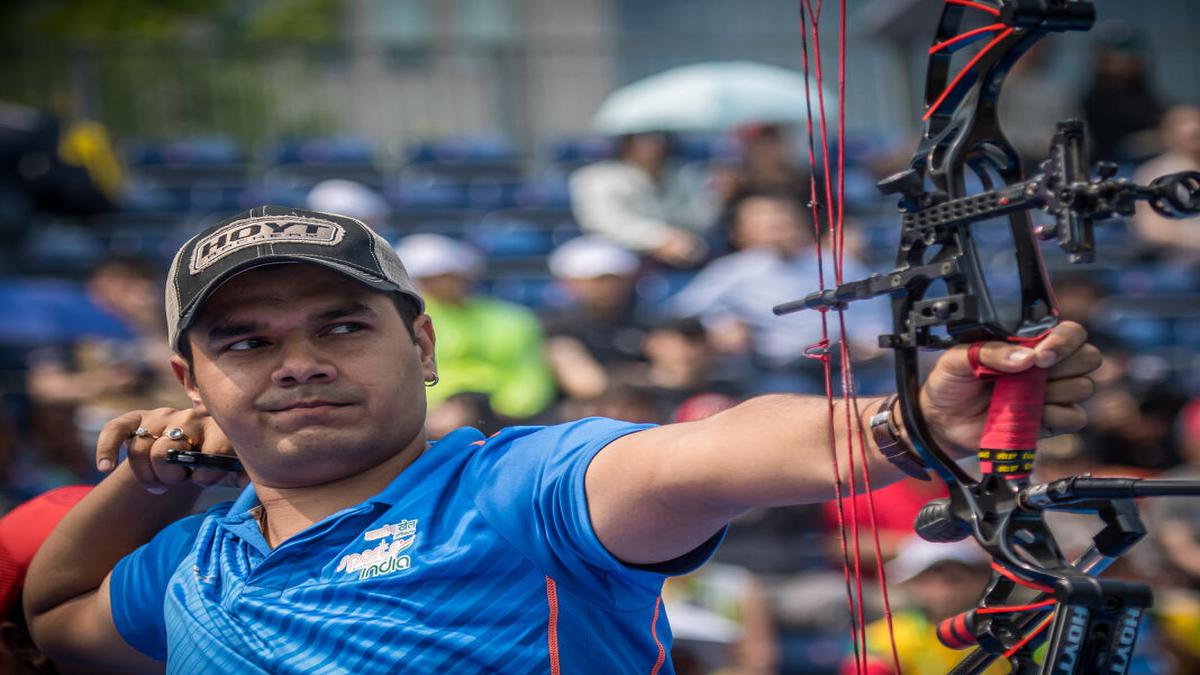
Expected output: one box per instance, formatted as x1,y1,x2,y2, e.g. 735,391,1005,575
2,0,1200,673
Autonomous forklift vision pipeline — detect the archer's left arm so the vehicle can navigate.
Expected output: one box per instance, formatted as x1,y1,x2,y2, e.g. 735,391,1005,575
585,321,1101,566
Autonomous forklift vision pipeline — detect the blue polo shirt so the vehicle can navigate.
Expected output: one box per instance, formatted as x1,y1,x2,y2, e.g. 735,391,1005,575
110,418,723,673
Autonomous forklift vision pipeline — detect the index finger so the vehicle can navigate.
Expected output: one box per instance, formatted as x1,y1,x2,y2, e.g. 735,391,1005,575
96,411,145,473
1031,321,1089,369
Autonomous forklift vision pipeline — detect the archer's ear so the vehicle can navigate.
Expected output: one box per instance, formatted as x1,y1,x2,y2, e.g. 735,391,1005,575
170,354,210,415
413,314,437,382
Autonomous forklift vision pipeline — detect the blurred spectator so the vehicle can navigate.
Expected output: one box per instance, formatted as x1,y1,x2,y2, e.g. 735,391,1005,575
614,318,748,424
0,101,123,215
559,383,661,425
999,42,1079,170
822,477,948,563
569,131,718,267
1049,271,1107,328
664,562,779,675
0,485,92,675
713,123,809,210
1079,22,1165,163
0,102,124,272
1083,349,1186,471
542,236,647,401
25,257,188,475
306,178,390,230
394,234,555,421
668,191,889,394
849,537,1007,675
424,392,504,441
1132,104,1200,264
1148,399,1200,588
672,392,738,424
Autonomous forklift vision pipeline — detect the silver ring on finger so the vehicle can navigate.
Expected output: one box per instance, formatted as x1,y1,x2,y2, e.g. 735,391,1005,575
165,427,195,448
128,427,160,440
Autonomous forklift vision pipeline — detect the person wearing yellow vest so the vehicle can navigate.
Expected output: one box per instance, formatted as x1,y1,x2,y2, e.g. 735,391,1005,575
393,234,555,426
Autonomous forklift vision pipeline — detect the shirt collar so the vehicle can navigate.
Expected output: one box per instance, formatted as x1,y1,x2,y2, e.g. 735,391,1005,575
365,427,486,506
219,426,488,517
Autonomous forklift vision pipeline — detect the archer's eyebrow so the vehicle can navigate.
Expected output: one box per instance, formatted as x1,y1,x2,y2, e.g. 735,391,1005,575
313,301,378,323
206,320,264,344
204,301,379,345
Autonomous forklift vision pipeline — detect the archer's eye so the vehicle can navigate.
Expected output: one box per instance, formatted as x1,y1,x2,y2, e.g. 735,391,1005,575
226,337,266,352
325,322,365,336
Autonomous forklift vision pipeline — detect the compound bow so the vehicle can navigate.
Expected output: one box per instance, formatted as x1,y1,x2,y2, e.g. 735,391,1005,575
777,1,1200,673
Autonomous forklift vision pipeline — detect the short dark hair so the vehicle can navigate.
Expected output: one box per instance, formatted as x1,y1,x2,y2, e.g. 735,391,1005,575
91,255,161,284
650,317,707,341
178,293,421,375
727,188,805,221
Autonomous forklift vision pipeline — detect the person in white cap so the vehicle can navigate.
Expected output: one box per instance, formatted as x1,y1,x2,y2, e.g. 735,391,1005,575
393,233,555,425
850,537,1005,675
306,179,390,230
543,236,647,401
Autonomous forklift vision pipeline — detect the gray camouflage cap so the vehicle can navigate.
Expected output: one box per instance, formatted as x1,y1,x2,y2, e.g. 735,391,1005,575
166,205,424,353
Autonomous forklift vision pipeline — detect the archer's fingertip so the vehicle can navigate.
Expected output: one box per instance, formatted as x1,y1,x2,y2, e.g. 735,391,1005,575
1007,348,1034,364
1035,348,1059,368
98,458,113,472
146,486,168,495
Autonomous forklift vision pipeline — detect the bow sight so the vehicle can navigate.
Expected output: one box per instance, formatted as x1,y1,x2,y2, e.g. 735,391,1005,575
776,0,1200,673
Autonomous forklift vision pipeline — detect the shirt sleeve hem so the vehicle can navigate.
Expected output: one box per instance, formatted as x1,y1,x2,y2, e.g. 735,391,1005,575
110,555,168,661
574,422,728,579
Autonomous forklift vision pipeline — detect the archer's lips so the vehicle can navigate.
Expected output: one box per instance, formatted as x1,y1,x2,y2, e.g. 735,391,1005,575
263,400,355,413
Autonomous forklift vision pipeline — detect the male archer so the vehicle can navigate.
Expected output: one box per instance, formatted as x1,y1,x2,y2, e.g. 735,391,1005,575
23,206,1099,673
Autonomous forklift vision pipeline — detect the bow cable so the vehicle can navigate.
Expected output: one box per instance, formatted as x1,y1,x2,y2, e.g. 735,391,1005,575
798,1,901,672
797,2,864,671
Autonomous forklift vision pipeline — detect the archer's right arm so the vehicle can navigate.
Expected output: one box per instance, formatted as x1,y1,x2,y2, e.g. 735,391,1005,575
23,409,234,670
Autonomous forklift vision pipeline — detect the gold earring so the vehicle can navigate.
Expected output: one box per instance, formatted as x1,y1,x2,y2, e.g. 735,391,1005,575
425,374,439,388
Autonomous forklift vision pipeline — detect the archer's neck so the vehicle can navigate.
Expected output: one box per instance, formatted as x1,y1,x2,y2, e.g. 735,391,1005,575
253,439,427,548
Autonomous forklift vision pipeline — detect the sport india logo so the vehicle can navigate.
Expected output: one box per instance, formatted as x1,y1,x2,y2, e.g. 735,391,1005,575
336,519,418,580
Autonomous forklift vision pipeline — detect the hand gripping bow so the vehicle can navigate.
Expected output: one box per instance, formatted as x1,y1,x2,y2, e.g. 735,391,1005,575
776,1,1200,673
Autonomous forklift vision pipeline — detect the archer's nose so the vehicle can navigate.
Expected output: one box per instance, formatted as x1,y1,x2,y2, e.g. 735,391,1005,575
271,338,337,387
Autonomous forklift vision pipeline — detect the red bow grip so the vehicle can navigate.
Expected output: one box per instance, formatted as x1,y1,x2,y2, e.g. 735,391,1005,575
967,340,1048,480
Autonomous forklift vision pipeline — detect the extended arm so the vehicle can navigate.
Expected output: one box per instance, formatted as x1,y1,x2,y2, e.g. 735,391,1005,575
585,322,1099,565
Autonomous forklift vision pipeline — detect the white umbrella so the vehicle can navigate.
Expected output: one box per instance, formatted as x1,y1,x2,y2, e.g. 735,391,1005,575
593,61,835,135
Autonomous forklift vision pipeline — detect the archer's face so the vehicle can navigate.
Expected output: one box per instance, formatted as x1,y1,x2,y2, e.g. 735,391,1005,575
179,264,436,488
733,196,809,252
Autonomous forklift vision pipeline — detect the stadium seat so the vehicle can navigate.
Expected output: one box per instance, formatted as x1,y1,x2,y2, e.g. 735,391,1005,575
543,135,614,174
126,135,245,169
261,136,384,187
385,178,471,211
0,278,132,345
403,135,523,182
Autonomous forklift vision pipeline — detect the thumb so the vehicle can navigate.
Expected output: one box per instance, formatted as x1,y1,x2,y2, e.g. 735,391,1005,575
940,341,1037,381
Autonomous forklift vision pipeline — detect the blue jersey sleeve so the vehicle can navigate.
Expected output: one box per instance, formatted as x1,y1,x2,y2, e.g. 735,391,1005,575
108,509,212,660
463,417,725,610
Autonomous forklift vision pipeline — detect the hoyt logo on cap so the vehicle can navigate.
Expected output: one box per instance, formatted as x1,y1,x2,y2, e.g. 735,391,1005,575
166,205,425,354
189,215,346,274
